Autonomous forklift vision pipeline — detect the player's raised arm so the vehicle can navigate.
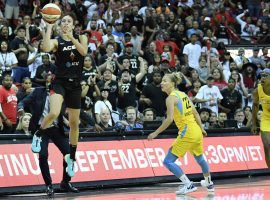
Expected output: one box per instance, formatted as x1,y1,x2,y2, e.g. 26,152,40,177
42,23,57,52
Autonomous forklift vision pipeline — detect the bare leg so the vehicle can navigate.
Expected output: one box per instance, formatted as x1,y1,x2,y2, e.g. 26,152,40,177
41,94,63,129
261,132,270,168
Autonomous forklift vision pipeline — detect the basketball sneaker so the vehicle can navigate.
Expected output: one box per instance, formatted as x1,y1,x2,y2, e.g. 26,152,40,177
46,184,54,198
31,131,42,153
175,182,197,195
65,154,75,177
200,180,215,192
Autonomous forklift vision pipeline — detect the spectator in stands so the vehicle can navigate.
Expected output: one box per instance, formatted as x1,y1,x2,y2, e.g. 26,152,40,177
0,25,13,42
188,80,202,103
16,77,34,103
4,0,20,28
34,54,56,86
197,56,210,83
102,24,118,45
219,78,242,119
209,112,218,129
183,33,201,70
234,48,249,70
216,112,227,129
14,112,32,134
117,59,146,116
118,42,140,74
260,47,270,63
198,107,211,129
97,68,118,111
234,109,248,128
0,74,18,133
242,62,258,93
119,106,143,131
249,47,266,72
80,77,100,116
82,55,98,81
230,69,249,102
143,108,156,122
94,87,113,126
98,108,113,130
236,10,257,43
140,71,167,119
194,76,223,115
98,42,119,73
0,40,18,76
212,68,228,91
186,21,203,39
130,26,143,56
10,25,34,83
243,106,253,126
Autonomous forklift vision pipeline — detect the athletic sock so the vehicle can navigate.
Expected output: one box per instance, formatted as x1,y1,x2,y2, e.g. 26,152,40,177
204,175,212,184
70,145,77,160
180,174,191,185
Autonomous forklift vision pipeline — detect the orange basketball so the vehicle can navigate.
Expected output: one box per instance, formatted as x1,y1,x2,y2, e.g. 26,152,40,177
41,3,61,23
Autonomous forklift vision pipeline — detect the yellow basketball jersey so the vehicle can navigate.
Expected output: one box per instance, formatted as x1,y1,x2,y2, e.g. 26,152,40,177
170,90,197,131
258,84,270,132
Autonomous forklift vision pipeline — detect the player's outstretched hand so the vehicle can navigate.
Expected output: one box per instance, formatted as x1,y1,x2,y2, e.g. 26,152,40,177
251,125,258,135
148,132,158,141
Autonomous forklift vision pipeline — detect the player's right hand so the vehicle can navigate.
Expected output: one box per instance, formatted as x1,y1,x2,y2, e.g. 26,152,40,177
202,129,207,137
251,126,258,135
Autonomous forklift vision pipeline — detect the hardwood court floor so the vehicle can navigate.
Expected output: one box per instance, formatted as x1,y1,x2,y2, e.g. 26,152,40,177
3,176,270,200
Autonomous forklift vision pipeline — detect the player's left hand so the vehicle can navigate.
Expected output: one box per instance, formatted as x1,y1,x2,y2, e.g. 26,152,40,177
202,129,207,137
63,32,74,40
147,132,158,140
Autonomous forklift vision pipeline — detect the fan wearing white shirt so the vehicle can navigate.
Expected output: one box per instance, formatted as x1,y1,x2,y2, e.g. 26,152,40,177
0,40,18,74
94,87,113,126
194,76,223,115
183,33,201,69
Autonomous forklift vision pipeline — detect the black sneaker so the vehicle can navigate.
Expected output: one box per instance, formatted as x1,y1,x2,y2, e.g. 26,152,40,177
46,184,54,198
60,181,80,193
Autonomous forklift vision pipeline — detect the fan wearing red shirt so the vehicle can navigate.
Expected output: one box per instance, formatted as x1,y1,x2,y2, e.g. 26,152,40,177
0,74,18,133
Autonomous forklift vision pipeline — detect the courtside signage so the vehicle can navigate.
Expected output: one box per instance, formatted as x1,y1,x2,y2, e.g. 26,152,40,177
0,136,267,187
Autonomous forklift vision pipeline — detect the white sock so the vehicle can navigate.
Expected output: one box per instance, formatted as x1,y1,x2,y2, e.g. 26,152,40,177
180,174,191,185
204,175,212,184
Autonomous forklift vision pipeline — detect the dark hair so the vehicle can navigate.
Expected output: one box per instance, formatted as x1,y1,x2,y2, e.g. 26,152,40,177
61,12,77,25
143,108,156,120
0,40,11,52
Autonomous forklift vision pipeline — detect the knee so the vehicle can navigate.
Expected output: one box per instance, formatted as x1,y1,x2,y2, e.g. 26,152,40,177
48,111,60,120
163,157,172,169
69,119,79,129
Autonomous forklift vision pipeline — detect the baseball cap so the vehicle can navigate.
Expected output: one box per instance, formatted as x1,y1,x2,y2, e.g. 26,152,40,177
262,68,270,75
161,58,170,63
125,42,133,47
100,87,110,92
124,32,131,36
204,17,211,21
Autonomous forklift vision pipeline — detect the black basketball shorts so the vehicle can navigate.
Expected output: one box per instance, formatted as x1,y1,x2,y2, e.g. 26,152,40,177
50,79,82,109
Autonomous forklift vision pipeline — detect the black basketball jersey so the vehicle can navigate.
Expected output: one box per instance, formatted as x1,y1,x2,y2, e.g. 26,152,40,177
55,36,85,80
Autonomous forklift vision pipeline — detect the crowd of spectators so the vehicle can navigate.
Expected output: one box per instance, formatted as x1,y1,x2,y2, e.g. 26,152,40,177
0,0,269,134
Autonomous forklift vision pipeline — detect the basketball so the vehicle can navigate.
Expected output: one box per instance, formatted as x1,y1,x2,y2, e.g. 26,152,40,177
41,3,61,23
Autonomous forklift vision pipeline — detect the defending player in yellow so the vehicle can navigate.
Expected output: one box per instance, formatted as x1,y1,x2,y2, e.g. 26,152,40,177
148,72,214,195
252,68,270,168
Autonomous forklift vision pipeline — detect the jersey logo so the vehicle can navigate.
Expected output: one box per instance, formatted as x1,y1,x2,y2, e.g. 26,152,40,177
63,45,76,51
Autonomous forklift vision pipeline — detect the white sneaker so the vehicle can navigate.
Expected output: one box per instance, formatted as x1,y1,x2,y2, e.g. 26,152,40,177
201,180,215,192
175,182,197,195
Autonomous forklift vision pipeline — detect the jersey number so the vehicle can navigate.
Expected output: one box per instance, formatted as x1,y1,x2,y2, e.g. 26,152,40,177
183,97,191,109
